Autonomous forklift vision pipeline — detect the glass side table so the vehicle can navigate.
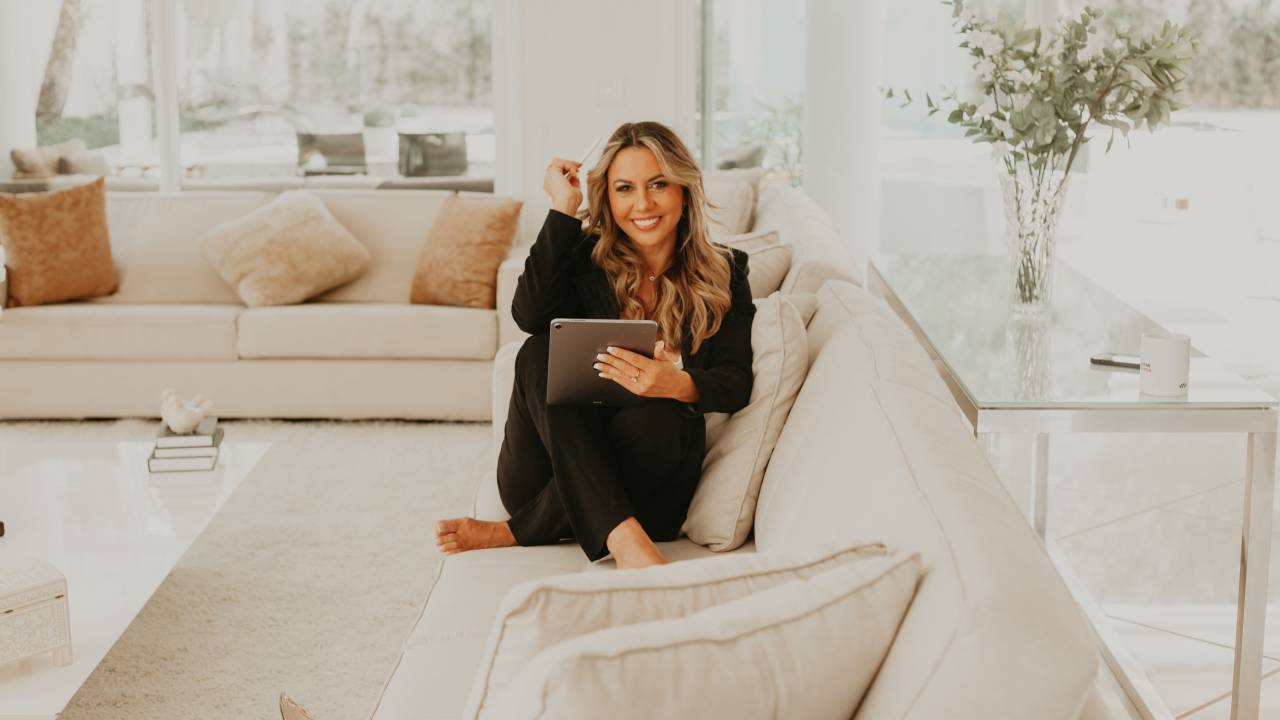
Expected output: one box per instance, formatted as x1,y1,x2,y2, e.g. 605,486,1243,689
870,254,1278,720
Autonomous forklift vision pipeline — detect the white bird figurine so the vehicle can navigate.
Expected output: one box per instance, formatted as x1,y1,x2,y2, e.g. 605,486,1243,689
160,389,213,434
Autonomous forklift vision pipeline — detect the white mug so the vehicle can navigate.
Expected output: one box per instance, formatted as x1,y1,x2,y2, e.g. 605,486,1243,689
1139,332,1191,397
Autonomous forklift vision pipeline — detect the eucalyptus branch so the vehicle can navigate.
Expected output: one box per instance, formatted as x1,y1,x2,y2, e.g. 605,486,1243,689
886,1,1196,196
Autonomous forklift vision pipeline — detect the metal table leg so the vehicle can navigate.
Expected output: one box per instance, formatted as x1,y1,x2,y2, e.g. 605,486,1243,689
1230,431,1277,720
1032,433,1050,538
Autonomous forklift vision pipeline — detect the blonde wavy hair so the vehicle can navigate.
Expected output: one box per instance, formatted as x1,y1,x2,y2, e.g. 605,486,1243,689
581,121,733,355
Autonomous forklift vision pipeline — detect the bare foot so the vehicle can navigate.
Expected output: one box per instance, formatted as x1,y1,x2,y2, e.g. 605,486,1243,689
607,517,668,569
435,517,517,555
280,693,316,720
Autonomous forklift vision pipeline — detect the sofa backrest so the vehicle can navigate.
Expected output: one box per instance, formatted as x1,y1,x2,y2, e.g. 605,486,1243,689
93,189,476,305
94,192,273,305
752,280,1097,720
751,184,864,293
307,189,450,303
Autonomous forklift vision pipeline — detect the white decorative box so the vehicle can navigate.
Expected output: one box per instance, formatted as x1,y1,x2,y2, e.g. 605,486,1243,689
0,557,72,668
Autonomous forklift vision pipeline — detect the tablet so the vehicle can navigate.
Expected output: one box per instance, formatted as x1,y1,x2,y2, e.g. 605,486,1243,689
547,318,658,407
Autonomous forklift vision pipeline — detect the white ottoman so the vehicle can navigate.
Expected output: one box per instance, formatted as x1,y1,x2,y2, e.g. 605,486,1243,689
0,557,72,668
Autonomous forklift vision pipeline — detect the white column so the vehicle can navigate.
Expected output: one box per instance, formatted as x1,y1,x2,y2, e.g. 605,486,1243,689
149,0,181,191
0,1,58,179
803,0,884,274
116,0,153,148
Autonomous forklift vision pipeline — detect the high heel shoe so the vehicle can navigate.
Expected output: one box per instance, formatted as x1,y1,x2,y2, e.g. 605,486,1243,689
280,692,317,720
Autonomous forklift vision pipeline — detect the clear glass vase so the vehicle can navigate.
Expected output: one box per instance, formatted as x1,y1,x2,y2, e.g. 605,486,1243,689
999,165,1070,317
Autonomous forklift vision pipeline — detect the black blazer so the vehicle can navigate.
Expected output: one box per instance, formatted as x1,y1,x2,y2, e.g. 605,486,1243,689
512,209,756,415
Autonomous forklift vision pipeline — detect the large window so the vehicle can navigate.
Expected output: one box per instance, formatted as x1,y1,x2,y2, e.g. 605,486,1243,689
33,0,162,178
175,0,493,180
29,0,493,185
879,0,1280,262
698,0,804,185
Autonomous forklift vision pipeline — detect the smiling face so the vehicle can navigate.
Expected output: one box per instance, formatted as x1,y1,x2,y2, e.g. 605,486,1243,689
606,146,684,255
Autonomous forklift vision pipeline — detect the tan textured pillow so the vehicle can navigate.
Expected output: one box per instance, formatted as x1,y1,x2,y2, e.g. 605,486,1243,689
10,140,87,179
201,190,371,307
716,229,792,298
410,193,522,308
487,553,922,720
465,539,887,719
0,177,117,307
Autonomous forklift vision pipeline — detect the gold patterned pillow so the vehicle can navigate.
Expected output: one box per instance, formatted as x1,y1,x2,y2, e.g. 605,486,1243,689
410,193,522,308
0,177,118,307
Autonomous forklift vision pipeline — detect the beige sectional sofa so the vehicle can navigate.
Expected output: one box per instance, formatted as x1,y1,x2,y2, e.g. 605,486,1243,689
366,185,1109,719
0,189,524,420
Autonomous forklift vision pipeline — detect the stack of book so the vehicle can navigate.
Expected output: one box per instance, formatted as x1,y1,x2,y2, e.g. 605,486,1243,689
148,417,223,473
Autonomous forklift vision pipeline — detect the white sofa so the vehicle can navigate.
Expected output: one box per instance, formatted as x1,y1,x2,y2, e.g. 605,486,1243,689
0,189,526,420
366,185,1105,719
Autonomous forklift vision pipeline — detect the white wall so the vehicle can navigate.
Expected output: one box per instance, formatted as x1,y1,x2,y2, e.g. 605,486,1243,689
493,0,698,243
803,0,884,273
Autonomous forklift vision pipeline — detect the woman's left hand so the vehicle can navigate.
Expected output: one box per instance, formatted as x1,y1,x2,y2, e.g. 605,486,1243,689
595,341,689,400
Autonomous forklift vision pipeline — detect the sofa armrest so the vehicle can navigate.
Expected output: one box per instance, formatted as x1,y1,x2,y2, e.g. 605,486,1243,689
472,340,521,521
496,246,530,349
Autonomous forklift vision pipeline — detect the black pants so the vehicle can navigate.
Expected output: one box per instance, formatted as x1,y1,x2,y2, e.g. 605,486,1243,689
497,333,706,561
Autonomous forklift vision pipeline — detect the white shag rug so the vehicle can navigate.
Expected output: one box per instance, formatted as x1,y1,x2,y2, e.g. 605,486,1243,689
22,419,491,720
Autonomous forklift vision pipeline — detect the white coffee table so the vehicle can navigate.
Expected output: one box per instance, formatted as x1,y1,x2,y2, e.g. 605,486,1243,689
871,254,1278,720
0,438,269,719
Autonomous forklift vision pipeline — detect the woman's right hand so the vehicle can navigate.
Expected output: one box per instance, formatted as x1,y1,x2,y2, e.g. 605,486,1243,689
543,157,583,216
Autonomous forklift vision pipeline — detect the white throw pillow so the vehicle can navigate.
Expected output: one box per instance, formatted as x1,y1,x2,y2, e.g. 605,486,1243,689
487,553,922,720
464,539,886,719
716,229,793,298
683,292,814,551
202,190,371,306
704,178,756,235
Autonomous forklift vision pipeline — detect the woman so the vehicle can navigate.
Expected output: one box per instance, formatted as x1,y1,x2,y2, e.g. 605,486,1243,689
433,121,755,569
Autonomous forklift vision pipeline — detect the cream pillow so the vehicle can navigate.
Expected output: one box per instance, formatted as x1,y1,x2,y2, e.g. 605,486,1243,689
704,178,756,235
202,190,371,307
683,292,814,551
487,553,922,720
9,139,86,179
716,229,792,298
464,539,886,719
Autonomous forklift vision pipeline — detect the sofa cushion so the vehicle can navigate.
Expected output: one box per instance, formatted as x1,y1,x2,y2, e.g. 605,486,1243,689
682,293,812,551
465,538,883,718
715,229,792,299
488,553,921,720
0,304,240,360
93,192,274,305
753,184,863,291
751,280,1098,719
704,178,756,236
0,177,118,307
202,190,371,306
369,539,752,720
237,304,496,360
410,194,522,308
